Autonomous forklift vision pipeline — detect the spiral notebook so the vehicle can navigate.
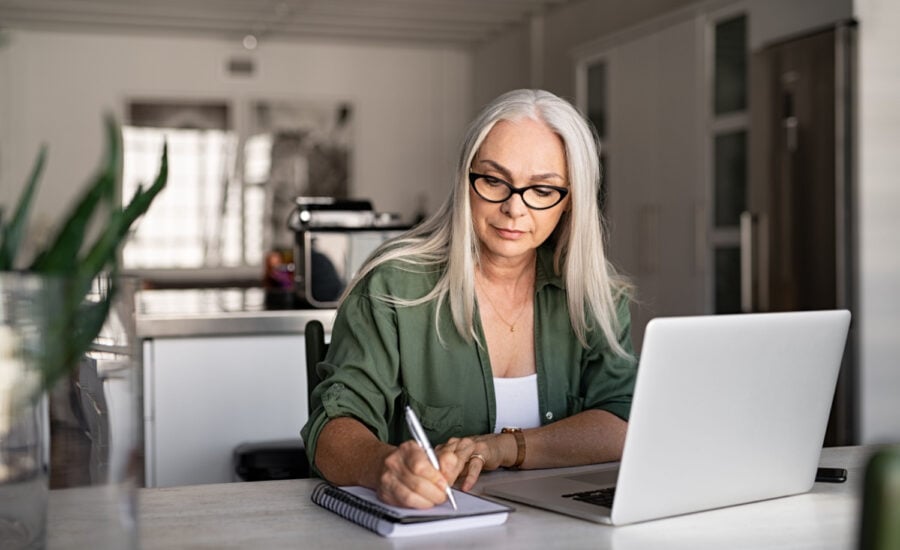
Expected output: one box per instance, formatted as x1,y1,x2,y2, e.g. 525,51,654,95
311,483,513,537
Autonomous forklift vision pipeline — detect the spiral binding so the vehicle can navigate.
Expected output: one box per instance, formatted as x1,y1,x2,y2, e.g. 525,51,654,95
311,483,395,534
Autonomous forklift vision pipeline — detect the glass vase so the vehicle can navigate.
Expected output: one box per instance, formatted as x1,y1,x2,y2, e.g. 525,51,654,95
0,274,57,549
0,273,142,549
45,275,142,549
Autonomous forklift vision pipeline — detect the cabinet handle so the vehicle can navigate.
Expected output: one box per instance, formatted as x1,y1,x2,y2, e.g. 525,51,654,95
740,211,757,313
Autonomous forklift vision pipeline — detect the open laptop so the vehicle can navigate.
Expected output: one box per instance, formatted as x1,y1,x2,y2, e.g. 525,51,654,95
483,310,851,525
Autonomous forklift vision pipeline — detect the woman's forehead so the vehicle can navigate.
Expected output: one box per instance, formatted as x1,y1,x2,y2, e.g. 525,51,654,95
474,118,567,178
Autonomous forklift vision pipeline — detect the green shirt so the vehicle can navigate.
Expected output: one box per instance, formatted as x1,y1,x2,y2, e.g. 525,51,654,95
301,245,637,468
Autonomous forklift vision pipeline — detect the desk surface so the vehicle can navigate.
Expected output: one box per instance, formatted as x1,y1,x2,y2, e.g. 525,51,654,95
48,446,873,549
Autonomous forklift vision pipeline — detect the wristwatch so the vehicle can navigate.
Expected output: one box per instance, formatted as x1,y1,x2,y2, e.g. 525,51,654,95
501,427,526,469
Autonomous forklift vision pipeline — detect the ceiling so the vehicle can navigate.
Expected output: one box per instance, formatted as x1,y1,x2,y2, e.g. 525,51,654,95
0,0,581,47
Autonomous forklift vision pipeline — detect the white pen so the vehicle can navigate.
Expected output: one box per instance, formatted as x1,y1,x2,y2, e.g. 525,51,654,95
404,405,458,511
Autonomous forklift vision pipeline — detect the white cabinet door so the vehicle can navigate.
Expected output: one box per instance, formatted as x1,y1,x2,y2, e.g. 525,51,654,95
143,334,307,487
582,17,707,350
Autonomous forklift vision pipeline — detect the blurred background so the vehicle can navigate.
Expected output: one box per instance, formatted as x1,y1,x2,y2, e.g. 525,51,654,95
1,0,898,486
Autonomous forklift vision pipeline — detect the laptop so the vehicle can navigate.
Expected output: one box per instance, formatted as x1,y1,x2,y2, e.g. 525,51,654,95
483,310,851,525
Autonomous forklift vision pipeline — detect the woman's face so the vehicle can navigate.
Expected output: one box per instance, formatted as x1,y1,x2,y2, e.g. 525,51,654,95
470,117,570,265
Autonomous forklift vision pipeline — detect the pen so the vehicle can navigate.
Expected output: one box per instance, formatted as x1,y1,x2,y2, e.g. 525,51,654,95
404,405,458,511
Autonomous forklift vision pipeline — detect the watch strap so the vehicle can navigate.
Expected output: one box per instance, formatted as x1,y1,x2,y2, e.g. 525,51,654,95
501,427,526,469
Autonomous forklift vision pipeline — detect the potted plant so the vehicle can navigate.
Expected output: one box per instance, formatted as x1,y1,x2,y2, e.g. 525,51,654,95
0,116,167,548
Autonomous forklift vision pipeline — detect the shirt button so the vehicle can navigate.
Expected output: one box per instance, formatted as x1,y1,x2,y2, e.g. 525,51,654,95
545,411,554,420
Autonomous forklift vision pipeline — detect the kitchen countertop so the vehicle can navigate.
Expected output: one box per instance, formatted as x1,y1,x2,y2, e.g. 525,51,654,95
135,287,336,338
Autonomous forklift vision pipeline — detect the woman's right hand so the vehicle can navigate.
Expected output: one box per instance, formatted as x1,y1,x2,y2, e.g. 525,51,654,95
374,440,462,509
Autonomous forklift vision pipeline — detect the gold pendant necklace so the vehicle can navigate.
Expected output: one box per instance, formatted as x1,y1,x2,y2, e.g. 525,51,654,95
477,279,529,333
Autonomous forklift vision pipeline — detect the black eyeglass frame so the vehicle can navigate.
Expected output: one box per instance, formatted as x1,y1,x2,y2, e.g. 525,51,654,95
468,172,569,210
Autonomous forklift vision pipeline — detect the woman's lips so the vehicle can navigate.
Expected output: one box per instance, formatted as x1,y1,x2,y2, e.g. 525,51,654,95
495,227,525,239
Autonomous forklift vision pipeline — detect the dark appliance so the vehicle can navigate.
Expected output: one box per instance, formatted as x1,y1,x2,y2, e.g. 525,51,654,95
288,197,409,308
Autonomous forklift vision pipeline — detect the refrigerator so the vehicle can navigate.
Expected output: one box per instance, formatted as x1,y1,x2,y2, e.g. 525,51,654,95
747,22,858,446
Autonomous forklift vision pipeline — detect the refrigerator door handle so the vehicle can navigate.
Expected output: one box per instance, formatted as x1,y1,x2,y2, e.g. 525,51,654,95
740,211,757,313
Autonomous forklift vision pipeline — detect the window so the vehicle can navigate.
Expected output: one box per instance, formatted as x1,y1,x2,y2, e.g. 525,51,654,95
122,126,258,268
121,99,352,281
708,13,748,314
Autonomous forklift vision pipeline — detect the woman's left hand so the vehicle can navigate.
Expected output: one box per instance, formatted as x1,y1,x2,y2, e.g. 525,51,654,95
436,435,507,492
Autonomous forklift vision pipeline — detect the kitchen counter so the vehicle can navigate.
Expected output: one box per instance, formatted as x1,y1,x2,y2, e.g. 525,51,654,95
135,287,336,338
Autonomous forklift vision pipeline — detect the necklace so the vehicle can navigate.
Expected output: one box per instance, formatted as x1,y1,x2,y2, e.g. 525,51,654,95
477,279,530,333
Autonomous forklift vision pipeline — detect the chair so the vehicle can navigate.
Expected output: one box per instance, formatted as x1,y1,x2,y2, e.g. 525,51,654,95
233,320,328,481
859,445,900,549
304,319,328,415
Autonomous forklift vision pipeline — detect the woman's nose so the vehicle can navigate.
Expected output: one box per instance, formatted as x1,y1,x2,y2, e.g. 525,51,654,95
500,192,529,217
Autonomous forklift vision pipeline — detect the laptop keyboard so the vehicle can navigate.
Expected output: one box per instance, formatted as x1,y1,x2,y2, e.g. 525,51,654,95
562,487,616,508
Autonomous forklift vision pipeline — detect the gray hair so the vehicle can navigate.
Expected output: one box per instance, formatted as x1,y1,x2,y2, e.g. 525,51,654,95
344,89,631,356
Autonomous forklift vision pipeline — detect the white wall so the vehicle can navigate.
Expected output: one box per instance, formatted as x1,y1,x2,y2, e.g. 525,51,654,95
472,24,531,110
542,0,699,101
854,0,900,444
0,31,10,206
0,30,472,252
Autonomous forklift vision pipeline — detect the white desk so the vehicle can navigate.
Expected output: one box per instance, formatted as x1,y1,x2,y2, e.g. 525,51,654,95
47,445,873,549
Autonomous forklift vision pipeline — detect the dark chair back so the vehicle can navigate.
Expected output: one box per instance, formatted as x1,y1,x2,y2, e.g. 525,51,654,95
304,319,328,414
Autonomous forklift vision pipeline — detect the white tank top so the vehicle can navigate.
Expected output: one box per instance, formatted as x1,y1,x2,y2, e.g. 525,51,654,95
493,374,541,433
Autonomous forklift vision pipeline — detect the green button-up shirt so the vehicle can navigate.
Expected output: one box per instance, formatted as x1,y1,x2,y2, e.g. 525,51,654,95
301,245,637,468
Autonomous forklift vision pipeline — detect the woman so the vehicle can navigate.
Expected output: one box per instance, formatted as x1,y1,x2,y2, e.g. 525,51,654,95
301,89,636,509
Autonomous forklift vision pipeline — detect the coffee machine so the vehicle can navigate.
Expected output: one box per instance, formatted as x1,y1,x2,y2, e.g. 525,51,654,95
288,197,409,308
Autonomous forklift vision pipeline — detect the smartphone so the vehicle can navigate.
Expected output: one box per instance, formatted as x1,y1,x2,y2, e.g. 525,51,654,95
815,467,847,483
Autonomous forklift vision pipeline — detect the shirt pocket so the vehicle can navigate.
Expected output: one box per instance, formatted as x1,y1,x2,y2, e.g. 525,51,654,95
403,390,463,444
566,393,585,417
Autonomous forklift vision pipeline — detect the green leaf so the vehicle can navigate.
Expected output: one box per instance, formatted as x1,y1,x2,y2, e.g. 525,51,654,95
38,279,117,395
30,116,121,273
0,146,47,269
78,142,167,288
123,142,167,224
7,116,167,398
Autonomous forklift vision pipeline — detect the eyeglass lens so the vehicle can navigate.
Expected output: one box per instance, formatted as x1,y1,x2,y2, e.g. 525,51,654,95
469,173,566,210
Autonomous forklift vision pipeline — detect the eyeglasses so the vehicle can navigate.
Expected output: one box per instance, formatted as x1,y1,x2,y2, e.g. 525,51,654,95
468,172,569,210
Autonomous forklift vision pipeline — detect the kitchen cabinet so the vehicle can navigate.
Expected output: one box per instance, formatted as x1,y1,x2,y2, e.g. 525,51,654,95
136,288,334,487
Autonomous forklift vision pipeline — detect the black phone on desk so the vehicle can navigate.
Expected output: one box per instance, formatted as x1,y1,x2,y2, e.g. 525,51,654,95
816,467,848,483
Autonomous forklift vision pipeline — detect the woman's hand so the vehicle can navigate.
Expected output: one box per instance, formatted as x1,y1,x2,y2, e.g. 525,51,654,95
374,440,462,509
437,434,511,492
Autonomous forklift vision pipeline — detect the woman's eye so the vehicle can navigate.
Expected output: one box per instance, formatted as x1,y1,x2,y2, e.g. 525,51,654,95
531,187,553,198
483,176,504,186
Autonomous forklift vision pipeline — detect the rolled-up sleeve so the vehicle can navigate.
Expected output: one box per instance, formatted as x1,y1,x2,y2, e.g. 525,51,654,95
580,296,638,421
300,283,402,473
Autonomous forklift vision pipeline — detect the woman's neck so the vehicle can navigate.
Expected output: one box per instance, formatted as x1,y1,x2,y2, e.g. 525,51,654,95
476,252,536,294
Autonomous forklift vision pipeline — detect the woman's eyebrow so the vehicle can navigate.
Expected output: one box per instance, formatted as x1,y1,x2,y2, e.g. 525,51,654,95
475,159,513,180
475,159,565,183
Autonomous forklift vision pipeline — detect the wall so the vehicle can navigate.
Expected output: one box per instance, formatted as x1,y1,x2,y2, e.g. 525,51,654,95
471,0,900,444
472,0,853,105
854,0,900,444
0,30,472,256
0,30,9,205
749,0,854,49
542,0,699,100
472,24,531,110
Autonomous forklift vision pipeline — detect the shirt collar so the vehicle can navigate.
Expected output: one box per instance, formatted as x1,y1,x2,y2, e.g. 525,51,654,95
535,242,565,291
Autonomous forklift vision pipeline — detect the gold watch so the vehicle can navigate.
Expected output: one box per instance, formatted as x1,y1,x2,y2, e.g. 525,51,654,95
501,427,526,469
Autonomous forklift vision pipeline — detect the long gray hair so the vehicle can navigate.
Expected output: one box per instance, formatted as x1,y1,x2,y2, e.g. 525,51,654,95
344,89,631,356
